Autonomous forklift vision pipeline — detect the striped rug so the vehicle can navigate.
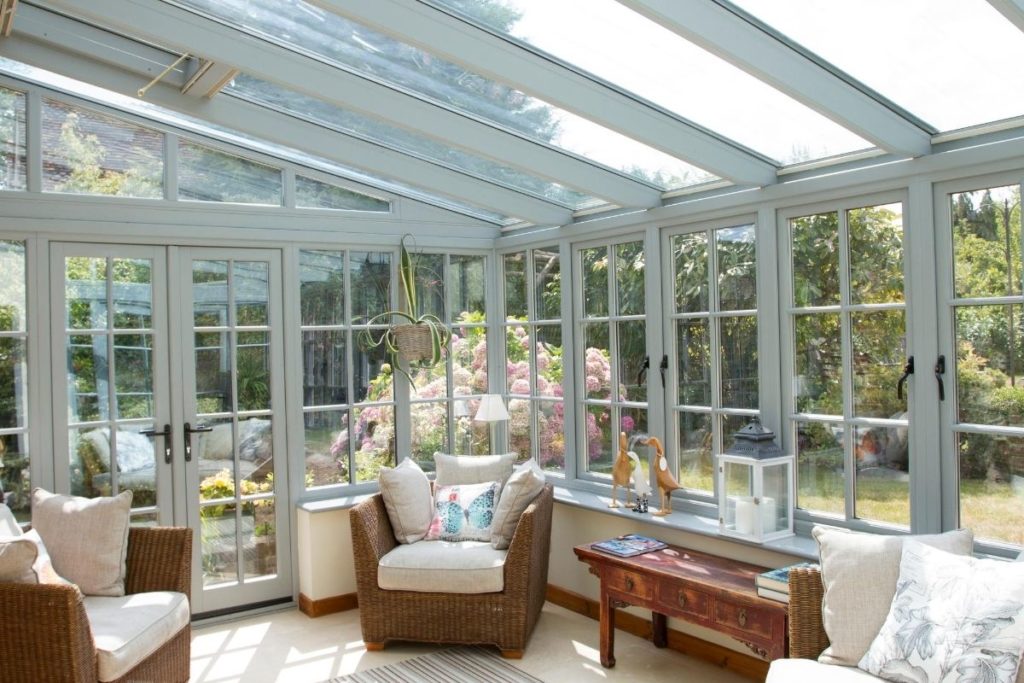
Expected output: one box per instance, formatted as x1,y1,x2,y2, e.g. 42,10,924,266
325,646,546,683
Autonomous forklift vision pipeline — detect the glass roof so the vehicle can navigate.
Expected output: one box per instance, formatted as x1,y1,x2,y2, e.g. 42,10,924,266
170,0,718,190
730,0,1024,133
430,0,873,165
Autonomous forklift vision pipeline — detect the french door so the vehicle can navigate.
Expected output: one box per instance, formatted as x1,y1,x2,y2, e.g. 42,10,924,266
51,243,291,615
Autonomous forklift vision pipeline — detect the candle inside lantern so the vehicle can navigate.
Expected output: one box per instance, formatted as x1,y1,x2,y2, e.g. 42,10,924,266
735,496,756,535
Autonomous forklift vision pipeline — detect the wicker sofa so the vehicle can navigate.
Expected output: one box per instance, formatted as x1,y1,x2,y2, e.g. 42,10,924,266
0,526,193,683
349,483,553,658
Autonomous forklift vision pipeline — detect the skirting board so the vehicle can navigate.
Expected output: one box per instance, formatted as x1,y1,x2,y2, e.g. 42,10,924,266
299,592,358,618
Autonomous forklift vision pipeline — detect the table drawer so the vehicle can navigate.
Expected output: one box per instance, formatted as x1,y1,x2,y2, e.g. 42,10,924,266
656,583,710,620
605,567,654,601
713,600,778,640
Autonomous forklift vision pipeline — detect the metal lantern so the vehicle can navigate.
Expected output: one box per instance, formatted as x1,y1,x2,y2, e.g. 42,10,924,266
718,419,794,542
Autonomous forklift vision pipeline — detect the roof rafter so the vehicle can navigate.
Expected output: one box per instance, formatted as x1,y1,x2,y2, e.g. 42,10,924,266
4,10,573,226
987,0,1024,34
308,0,777,186
618,0,933,157
42,0,661,210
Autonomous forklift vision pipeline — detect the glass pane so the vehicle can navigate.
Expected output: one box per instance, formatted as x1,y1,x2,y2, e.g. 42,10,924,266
354,404,394,483
238,418,274,499
855,424,909,528
796,420,844,517
677,319,710,406
412,253,444,320
720,316,758,410
66,257,108,330
585,404,613,474
41,99,163,198
303,331,346,407
583,324,611,400
582,247,609,318
958,432,1024,546
449,255,485,321
451,323,487,397
617,320,647,402
304,409,348,488
535,324,562,398
615,241,645,316
295,174,389,211
351,251,391,322
411,355,447,398
508,398,531,463
0,433,31,521
67,334,105,423
732,0,1024,132
0,338,26,430
504,252,527,320
0,241,26,331
193,260,229,328
112,259,153,329
237,331,270,412
952,186,1022,300
353,343,388,403
0,87,26,191
723,461,754,534
673,232,709,314
235,262,269,326
721,414,753,453
178,139,281,205
195,332,232,414
410,401,447,470
71,426,110,498
956,304,1024,426
792,212,840,307
300,250,344,327
717,224,756,311
506,323,532,395
537,400,564,471
849,204,904,305
197,418,235,487
620,407,648,445
113,334,154,420
852,311,907,419
794,313,842,415
115,426,156,507
243,499,277,578
533,247,561,321
677,411,713,493
453,398,489,456
200,501,237,587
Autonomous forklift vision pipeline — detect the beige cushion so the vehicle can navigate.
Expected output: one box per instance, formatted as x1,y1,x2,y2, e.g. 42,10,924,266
813,525,974,667
0,503,22,536
378,540,506,594
433,452,515,487
84,591,190,682
491,459,545,550
767,658,880,682
378,458,433,544
0,535,38,583
31,488,133,596
24,529,73,585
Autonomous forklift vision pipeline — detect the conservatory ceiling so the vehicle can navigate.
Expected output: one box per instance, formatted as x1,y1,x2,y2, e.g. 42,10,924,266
2,0,1024,230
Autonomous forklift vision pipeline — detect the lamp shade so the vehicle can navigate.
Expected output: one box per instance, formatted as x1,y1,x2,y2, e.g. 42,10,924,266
474,394,509,422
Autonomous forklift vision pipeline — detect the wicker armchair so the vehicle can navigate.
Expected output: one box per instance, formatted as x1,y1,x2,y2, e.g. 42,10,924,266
350,484,553,659
786,565,830,659
0,526,192,683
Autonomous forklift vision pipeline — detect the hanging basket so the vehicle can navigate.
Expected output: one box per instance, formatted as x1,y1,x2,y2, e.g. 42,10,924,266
393,323,434,363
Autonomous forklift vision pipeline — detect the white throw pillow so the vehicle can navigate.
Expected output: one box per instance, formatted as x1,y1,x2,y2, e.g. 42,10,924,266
377,458,433,544
0,535,38,583
859,541,1024,683
490,459,545,550
0,503,22,536
31,488,132,596
813,525,974,666
425,481,500,542
433,452,516,488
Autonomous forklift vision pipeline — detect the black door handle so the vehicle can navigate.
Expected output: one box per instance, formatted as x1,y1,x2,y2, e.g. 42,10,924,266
183,422,213,462
897,357,914,400
659,354,668,389
935,355,946,401
140,423,172,464
637,356,650,386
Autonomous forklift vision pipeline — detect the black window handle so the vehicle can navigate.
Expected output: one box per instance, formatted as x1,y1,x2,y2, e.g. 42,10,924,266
935,355,946,401
659,354,668,389
141,423,172,464
897,357,914,400
183,422,213,462
637,356,650,386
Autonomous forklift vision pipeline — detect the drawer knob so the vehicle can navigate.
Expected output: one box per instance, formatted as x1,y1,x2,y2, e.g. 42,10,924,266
738,609,747,627
625,576,635,592
677,592,687,608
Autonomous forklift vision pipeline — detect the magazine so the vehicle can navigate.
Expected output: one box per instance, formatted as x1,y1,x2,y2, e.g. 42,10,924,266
591,534,668,557
755,561,819,593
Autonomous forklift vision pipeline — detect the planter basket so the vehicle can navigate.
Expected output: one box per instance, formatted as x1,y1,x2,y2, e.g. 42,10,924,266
394,323,434,362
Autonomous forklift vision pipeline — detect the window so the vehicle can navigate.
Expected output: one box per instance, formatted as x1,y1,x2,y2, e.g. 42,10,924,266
503,247,565,471
299,249,394,487
667,222,759,499
0,241,28,521
178,139,281,205
784,200,909,527
0,87,26,191
295,175,390,212
42,99,163,198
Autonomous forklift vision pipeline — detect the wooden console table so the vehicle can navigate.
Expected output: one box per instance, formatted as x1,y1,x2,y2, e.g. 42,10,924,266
574,542,788,668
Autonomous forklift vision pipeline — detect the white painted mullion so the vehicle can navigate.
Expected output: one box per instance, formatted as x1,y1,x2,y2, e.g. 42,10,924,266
28,236,54,495
837,208,856,521
557,239,576,480
643,223,666,498
283,168,296,210
164,133,179,202
48,243,70,494
25,90,41,194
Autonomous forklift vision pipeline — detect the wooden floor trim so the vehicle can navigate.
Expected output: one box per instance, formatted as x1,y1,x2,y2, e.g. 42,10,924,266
299,592,358,618
546,584,769,681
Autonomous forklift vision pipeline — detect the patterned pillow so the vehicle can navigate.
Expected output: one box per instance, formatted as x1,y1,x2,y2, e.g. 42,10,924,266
425,481,500,542
859,540,1024,683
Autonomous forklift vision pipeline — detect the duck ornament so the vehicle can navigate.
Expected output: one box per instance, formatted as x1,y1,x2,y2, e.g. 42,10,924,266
608,432,634,508
645,436,683,517
628,449,651,513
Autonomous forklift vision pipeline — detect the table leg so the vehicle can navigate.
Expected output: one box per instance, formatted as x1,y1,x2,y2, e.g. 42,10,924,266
652,612,668,648
599,590,617,668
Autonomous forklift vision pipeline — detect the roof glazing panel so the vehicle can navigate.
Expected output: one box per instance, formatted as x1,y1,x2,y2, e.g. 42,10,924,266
431,0,872,165
170,0,718,190
731,0,1024,133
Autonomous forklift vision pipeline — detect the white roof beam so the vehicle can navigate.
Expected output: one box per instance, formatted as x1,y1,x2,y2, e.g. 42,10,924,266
310,0,776,187
988,0,1024,34
2,20,572,226
43,0,660,209
618,0,932,157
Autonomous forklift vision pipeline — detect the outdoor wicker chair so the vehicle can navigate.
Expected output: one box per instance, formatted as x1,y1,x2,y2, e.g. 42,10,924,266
0,526,192,683
349,483,553,659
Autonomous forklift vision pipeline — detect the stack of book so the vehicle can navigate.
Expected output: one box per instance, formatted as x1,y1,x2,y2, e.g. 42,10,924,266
755,562,819,603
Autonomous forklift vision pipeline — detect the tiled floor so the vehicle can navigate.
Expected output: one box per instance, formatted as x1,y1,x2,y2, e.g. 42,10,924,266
189,603,750,682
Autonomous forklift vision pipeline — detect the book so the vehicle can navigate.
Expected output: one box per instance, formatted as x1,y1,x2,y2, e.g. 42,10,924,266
757,585,790,603
755,562,819,593
591,534,668,557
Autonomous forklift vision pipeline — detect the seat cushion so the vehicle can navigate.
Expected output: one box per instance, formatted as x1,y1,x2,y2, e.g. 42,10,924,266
84,590,190,682
767,659,880,682
378,540,506,593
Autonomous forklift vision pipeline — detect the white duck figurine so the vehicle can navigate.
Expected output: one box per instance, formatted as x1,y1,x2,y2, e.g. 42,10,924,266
627,450,651,500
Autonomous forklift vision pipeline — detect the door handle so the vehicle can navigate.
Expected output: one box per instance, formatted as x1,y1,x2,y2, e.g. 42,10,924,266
141,423,172,464
183,422,213,462
897,356,914,400
935,355,946,401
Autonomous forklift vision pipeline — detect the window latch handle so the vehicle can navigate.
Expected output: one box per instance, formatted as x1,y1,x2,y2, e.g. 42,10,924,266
637,356,650,386
897,356,914,400
935,355,946,401
659,354,668,389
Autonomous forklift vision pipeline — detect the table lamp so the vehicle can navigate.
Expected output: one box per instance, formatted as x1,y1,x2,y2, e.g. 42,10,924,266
474,394,509,453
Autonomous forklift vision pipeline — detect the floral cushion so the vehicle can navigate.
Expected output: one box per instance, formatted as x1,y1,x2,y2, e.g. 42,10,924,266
425,481,500,542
